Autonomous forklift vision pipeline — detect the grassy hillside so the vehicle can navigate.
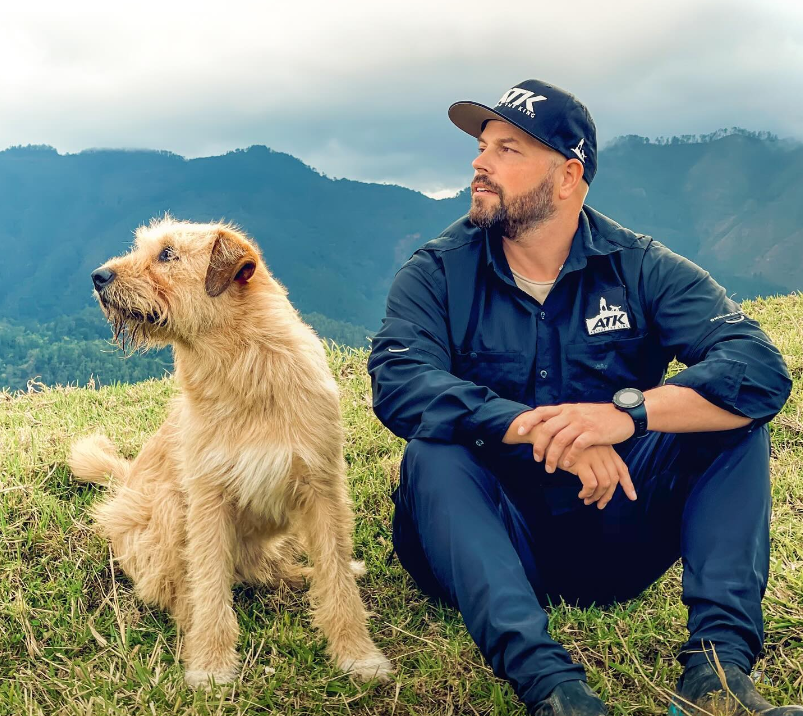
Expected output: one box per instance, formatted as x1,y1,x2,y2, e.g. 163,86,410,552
0,294,801,715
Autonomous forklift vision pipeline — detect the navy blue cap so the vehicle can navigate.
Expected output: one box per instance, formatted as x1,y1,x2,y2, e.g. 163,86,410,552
449,79,598,184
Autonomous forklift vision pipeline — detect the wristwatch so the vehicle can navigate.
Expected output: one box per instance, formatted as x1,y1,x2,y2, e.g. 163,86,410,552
612,388,649,438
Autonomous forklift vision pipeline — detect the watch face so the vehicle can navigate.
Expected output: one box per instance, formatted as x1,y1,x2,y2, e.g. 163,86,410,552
615,388,643,408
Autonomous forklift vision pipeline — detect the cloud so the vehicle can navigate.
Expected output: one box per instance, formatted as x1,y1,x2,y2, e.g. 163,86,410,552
1,0,801,193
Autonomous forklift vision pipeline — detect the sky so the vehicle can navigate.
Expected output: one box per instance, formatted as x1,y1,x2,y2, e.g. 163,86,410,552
1,0,801,197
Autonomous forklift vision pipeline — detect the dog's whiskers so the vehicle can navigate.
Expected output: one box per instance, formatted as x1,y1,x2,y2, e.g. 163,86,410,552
100,295,167,355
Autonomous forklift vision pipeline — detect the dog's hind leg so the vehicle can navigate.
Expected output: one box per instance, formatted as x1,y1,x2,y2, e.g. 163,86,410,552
235,533,306,590
182,483,240,688
133,482,191,627
296,476,393,683
83,422,191,627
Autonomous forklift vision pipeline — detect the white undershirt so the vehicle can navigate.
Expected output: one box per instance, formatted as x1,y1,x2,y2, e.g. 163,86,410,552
510,268,555,304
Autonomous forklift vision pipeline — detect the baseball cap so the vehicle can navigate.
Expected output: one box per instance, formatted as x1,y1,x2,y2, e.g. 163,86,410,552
448,79,598,184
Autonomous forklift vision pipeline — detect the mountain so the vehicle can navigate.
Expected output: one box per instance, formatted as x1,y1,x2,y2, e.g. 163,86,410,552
590,130,802,297
0,144,466,330
0,129,800,339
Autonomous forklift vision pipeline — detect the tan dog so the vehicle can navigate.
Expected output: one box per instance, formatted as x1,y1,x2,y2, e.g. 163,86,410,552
69,217,392,687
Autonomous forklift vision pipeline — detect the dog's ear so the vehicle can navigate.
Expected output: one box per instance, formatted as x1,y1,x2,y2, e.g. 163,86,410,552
205,230,259,298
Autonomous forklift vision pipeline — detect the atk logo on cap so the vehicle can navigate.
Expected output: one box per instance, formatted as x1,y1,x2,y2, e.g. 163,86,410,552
496,87,547,117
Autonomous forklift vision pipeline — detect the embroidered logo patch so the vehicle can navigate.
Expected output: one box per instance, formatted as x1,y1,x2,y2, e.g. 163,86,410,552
585,294,631,335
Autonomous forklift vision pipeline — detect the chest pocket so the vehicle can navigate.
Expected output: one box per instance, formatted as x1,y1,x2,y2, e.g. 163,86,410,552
452,350,529,403
564,335,650,402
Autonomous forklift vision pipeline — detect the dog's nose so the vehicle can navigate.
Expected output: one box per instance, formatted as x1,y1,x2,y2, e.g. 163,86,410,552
91,267,116,291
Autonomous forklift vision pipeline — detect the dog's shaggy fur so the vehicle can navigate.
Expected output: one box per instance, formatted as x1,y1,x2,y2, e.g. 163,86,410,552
69,217,392,687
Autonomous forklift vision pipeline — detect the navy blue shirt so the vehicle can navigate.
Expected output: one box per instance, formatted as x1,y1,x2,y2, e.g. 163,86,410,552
368,206,792,449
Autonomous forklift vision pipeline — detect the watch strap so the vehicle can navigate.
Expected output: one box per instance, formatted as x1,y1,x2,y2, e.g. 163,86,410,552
627,401,649,438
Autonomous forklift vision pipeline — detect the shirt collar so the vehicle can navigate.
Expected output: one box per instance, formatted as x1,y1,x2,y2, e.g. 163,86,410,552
485,206,623,286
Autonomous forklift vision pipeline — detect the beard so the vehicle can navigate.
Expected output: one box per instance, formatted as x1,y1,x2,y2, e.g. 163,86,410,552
469,172,556,239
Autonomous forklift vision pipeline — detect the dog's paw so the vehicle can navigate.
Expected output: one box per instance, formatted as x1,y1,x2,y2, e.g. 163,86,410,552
340,651,394,683
350,560,366,578
184,665,238,689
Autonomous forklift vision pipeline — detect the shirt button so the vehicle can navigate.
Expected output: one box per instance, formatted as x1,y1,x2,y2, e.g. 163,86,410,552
540,311,546,320
540,369,548,378
475,439,484,447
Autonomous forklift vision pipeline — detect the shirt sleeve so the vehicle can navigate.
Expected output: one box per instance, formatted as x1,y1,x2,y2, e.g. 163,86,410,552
641,240,792,424
367,253,531,445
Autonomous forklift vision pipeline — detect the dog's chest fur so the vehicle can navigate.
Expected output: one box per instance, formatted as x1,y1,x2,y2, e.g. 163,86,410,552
177,411,291,511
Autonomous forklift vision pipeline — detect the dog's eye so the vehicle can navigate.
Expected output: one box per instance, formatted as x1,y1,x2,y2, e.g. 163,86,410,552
158,246,178,263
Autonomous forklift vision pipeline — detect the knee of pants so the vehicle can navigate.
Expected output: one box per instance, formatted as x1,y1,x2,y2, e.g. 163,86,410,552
702,422,769,459
398,438,496,510
694,423,771,489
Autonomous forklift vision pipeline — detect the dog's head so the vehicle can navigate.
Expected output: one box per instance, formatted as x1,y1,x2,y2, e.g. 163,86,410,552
91,216,265,351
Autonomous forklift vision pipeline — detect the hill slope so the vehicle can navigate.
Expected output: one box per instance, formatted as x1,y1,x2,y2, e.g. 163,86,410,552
0,293,800,714
592,132,803,295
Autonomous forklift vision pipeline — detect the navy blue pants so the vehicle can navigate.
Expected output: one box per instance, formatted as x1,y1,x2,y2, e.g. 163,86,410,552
392,426,771,709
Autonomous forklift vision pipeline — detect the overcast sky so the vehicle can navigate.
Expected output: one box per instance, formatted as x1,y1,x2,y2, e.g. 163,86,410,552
1,0,801,196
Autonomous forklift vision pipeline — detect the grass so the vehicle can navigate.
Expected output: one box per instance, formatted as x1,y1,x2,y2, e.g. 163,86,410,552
1,294,802,715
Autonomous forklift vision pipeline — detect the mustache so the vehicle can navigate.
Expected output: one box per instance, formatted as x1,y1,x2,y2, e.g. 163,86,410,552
471,175,504,195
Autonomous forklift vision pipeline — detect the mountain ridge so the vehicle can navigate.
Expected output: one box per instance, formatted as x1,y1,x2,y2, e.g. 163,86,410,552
0,130,800,334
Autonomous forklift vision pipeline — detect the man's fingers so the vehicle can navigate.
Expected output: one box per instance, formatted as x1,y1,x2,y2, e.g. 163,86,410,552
618,460,637,501
606,450,637,502
587,461,610,504
517,406,562,435
544,425,583,473
577,464,597,501
562,432,596,470
597,455,620,509
531,415,570,462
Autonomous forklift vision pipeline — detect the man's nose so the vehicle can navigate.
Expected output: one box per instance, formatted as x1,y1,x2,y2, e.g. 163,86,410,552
472,148,491,173
91,267,116,291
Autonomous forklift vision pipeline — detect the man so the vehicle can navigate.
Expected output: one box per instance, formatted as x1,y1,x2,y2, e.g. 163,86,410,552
367,79,799,715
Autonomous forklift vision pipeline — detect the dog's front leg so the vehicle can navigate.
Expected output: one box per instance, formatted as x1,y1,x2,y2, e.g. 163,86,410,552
298,480,393,682
182,483,240,688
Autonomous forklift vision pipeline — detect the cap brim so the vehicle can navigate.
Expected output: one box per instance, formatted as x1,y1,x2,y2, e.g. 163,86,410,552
448,100,565,159
448,101,511,139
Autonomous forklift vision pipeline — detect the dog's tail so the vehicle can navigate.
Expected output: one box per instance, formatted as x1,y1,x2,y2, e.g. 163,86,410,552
69,433,131,486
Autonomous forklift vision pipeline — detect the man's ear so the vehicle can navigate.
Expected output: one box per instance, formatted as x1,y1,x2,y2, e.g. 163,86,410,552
205,229,259,298
558,158,585,200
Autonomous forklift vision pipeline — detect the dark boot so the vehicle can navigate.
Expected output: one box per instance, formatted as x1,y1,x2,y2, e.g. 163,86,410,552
531,680,608,715
670,663,803,715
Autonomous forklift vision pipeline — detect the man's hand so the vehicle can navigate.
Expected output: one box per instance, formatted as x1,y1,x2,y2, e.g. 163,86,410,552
515,402,635,472
564,445,637,509
503,409,637,508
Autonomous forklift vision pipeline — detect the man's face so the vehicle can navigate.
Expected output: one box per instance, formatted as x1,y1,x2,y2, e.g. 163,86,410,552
469,119,563,239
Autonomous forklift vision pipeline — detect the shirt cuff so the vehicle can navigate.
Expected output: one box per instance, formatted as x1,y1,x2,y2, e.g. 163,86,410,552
665,358,747,414
462,398,532,448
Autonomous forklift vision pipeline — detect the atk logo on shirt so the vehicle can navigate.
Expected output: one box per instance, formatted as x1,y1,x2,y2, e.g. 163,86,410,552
496,87,547,118
586,296,631,335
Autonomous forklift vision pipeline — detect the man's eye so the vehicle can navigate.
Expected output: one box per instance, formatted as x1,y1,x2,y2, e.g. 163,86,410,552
158,246,178,262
